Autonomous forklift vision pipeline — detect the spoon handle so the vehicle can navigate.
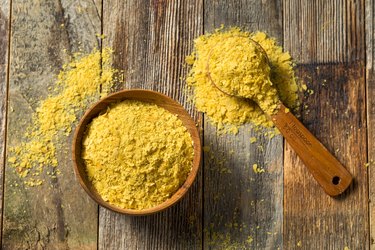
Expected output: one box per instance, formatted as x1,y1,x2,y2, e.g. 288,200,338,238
271,103,352,196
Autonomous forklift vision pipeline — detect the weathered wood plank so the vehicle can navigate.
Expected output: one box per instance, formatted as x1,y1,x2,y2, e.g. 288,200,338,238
0,0,10,245
203,1,284,249
3,0,101,248
365,0,375,248
283,0,368,249
283,0,364,63
100,1,203,249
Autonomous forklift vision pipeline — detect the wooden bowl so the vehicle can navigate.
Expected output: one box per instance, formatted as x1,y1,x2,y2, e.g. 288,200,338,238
72,89,201,215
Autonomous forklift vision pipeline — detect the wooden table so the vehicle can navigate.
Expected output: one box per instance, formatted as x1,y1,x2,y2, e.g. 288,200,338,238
0,0,373,249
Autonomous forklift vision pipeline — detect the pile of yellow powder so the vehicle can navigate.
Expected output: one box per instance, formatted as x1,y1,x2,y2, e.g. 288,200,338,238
8,48,116,185
208,35,279,114
186,28,299,133
82,100,194,210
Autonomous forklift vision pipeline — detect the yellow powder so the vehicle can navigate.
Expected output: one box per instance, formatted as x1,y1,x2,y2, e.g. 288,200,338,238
252,163,265,174
208,35,279,114
186,27,299,133
82,100,194,210
246,236,253,244
9,48,116,185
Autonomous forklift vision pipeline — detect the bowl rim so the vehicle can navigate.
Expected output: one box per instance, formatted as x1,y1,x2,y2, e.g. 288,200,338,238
72,89,201,216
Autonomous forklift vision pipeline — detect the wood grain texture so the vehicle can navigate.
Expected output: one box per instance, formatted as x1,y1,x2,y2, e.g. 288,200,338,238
100,0,203,249
0,0,10,246
365,0,375,247
203,1,284,249
272,103,352,196
283,0,364,63
283,1,368,249
283,64,368,249
0,0,372,249
2,0,101,248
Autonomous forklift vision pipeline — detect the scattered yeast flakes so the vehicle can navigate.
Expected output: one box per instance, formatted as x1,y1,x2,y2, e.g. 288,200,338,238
249,137,257,143
307,88,314,95
252,163,265,174
205,230,251,250
82,100,194,210
247,236,253,244
96,33,107,39
205,212,277,249
8,48,116,186
297,240,302,247
364,160,374,168
186,27,299,134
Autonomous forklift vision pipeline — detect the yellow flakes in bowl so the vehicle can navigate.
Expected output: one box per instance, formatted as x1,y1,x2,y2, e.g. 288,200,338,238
82,100,194,210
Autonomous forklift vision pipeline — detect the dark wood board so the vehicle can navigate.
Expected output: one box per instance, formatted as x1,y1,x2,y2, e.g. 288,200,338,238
2,0,101,248
203,0,284,249
0,0,10,245
365,0,375,247
99,0,203,249
283,0,368,249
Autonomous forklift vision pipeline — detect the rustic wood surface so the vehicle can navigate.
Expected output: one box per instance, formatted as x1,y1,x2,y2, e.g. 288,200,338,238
2,0,101,249
0,0,373,249
283,1,368,249
203,1,284,249
99,1,203,249
366,0,375,248
0,0,10,245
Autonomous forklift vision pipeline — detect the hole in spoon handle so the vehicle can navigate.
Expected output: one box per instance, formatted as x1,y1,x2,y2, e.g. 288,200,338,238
332,176,340,185
272,103,353,196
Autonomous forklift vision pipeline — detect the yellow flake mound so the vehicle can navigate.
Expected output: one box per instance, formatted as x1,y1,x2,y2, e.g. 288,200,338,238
208,35,279,114
9,48,116,185
82,100,194,210
186,27,299,133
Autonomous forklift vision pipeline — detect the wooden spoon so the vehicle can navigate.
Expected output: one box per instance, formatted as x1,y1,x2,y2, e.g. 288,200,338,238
207,37,352,196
